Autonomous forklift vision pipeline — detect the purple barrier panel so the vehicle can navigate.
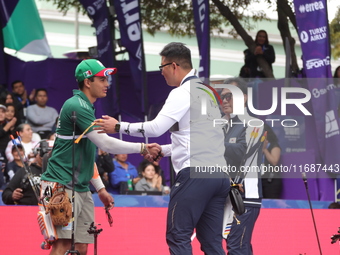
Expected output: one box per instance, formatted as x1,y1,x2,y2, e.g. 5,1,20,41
6,55,80,112
280,150,319,200
317,171,336,201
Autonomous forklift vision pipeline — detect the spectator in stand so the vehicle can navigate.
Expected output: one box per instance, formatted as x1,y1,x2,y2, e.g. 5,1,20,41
3,144,24,183
5,103,20,128
0,92,24,125
262,124,282,199
5,123,39,163
4,93,14,104
109,154,139,194
334,65,340,88
0,105,17,161
0,92,17,105
26,88,59,139
244,30,276,78
2,143,44,205
135,161,164,192
328,202,340,209
95,149,114,192
138,158,167,186
11,80,35,122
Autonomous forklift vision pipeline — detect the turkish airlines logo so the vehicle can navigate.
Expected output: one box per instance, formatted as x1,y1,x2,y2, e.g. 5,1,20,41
300,26,327,43
300,31,309,43
299,1,324,13
86,0,105,16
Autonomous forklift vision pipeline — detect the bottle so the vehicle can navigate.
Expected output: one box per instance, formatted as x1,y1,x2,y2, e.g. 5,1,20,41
126,174,133,190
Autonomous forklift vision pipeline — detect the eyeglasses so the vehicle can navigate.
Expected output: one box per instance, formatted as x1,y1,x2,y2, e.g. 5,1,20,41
221,93,232,101
159,62,179,71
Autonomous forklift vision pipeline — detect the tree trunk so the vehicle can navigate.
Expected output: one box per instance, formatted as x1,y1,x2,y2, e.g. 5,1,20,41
278,0,298,30
277,0,299,77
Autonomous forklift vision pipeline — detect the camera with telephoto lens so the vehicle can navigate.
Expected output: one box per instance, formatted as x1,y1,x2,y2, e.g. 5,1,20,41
20,173,30,190
36,140,52,157
20,173,41,191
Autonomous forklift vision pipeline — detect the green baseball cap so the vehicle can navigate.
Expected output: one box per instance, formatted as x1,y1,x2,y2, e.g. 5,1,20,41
75,59,117,82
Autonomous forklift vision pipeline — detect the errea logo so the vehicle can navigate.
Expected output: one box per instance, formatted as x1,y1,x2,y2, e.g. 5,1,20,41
299,1,324,13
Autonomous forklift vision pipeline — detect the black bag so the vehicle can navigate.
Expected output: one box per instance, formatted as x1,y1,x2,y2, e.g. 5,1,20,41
229,185,245,215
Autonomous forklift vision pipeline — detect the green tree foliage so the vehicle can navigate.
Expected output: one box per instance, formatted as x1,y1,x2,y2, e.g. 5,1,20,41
43,0,83,14
330,7,340,60
43,0,303,78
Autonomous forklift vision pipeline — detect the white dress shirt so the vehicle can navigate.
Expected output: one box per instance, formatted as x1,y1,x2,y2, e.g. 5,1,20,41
120,69,226,173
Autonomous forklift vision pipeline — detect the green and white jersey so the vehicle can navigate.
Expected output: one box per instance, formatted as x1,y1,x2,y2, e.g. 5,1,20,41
41,90,96,192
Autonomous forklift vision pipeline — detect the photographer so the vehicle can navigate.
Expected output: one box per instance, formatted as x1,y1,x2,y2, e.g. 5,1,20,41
2,141,50,205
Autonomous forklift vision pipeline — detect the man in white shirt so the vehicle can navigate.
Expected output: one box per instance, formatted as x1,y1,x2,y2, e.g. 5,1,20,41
95,42,230,254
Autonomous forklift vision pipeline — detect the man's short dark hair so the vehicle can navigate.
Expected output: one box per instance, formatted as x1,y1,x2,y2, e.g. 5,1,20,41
160,42,193,70
78,77,94,90
11,80,23,89
34,88,48,97
223,77,248,95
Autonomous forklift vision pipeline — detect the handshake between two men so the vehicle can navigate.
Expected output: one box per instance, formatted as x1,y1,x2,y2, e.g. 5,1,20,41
93,115,163,163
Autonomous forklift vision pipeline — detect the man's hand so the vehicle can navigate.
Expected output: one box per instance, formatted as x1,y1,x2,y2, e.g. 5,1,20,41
21,90,27,105
93,115,118,134
29,89,36,102
235,184,244,193
143,143,163,162
12,188,23,201
98,188,114,210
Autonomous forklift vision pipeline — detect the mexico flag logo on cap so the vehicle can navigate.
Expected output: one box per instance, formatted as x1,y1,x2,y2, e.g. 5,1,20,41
84,70,92,78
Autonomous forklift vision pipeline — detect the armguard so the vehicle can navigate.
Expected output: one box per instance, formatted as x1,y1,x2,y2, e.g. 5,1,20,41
90,163,105,192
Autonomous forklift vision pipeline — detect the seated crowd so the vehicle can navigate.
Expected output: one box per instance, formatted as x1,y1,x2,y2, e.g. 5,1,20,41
0,80,58,194
0,81,171,205
95,153,170,195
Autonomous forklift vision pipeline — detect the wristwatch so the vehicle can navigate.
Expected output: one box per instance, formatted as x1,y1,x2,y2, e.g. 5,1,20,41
114,123,120,132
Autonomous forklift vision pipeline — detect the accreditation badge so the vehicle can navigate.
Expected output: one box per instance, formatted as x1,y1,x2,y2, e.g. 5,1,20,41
229,137,236,143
